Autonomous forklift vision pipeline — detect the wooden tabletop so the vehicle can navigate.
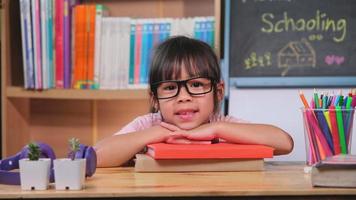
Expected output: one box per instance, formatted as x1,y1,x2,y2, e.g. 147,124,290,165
0,162,356,199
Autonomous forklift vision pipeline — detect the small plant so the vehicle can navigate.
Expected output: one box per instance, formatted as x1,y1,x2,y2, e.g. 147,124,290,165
68,138,80,160
28,142,41,161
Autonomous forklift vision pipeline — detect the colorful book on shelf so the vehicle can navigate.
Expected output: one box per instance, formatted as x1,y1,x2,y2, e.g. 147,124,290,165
128,21,136,86
40,0,49,89
31,0,43,89
63,0,79,89
55,0,64,88
86,4,96,89
93,4,108,89
134,20,142,85
135,154,264,172
46,0,54,88
146,143,274,159
311,154,356,188
19,0,35,89
72,5,87,89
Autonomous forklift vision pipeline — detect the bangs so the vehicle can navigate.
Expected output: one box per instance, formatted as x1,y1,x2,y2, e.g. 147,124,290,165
157,46,213,81
149,36,220,86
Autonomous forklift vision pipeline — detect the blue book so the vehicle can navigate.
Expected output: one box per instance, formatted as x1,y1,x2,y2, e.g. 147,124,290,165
159,22,165,43
201,20,208,44
129,22,136,85
140,23,148,84
194,20,203,41
144,22,154,84
47,0,54,88
206,18,215,47
164,22,171,40
159,21,170,43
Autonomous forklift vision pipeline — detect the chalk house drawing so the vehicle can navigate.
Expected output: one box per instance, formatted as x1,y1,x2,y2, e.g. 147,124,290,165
278,39,316,76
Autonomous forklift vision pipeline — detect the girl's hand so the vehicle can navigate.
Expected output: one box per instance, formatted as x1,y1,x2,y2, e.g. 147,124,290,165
169,123,218,141
160,122,211,144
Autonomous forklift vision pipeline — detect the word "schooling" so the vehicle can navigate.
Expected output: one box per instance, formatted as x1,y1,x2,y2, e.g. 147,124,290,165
261,10,346,43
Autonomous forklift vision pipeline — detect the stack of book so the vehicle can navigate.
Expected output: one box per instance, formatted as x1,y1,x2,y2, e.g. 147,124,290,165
135,143,274,172
311,154,356,188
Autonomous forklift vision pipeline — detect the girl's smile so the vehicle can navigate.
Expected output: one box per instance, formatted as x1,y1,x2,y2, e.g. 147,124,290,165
175,108,198,121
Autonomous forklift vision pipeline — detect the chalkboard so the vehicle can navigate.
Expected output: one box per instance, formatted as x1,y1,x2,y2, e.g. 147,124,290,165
227,0,356,87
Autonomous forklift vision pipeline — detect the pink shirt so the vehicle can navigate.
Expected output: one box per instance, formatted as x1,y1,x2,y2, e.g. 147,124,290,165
115,112,247,135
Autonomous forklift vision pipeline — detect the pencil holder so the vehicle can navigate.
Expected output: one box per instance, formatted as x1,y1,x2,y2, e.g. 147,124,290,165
301,108,355,165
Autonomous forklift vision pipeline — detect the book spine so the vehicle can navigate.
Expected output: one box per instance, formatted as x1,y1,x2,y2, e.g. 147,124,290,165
87,5,96,89
128,20,136,86
122,18,131,89
152,20,160,47
93,5,106,89
63,0,70,88
73,5,86,89
55,0,64,88
207,17,215,47
194,18,202,42
98,17,111,89
145,22,154,85
134,21,142,85
26,0,35,89
47,0,54,88
40,0,48,89
140,22,148,85
32,0,42,89
19,0,30,89
110,18,122,89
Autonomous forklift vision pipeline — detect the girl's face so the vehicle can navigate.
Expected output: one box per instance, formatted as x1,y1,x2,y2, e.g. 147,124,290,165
157,68,222,130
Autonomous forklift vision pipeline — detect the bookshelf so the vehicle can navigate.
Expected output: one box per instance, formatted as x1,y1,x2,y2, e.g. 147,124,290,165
1,0,221,157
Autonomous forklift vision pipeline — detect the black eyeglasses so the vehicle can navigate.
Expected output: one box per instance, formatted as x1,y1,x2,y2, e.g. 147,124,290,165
151,77,214,100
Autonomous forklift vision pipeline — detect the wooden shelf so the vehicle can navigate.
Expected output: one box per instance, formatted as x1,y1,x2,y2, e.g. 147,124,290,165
2,0,219,157
6,86,149,100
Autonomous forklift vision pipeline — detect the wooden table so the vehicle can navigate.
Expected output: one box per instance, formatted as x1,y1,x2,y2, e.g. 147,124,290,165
0,162,356,199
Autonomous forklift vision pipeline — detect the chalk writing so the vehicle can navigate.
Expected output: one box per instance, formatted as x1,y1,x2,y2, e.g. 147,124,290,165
261,10,346,42
244,52,272,70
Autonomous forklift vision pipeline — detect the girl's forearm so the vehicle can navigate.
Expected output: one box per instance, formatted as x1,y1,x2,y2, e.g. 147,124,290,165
94,126,169,167
215,122,293,155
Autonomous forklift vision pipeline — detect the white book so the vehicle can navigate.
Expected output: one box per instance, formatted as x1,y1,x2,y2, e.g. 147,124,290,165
111,18,120,89
121,18,131,89
93,5,108,89
31,0,42,89
40,0,48,89
99,17,112,89
180,17,195,38
116,19,123,89
170,18,179,37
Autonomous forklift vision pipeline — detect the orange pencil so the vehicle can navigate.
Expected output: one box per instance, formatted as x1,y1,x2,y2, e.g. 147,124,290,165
299,90,310,108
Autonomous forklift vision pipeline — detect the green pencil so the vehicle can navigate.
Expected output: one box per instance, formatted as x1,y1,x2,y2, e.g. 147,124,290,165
314,89,320,109
335,106,347,154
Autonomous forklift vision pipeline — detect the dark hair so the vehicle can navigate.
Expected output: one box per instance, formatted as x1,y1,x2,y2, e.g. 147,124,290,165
149,36,222,113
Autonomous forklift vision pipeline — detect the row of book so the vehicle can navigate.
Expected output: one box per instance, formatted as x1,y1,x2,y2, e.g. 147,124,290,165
19,0,215,90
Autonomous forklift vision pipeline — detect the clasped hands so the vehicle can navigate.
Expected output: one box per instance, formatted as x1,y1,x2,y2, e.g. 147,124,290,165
160,122,218,144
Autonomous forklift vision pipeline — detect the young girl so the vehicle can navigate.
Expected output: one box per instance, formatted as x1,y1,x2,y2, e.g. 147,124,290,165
94,36,294,167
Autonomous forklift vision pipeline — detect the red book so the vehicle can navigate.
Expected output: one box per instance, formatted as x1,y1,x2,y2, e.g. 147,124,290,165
146,143,274,160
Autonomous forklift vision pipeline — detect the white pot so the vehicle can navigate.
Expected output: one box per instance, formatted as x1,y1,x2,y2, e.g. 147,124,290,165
54,158,86,190
19,158,51,190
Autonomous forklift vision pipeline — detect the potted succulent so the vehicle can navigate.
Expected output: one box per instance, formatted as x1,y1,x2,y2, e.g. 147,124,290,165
54,138,86,190
19,142,51,190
